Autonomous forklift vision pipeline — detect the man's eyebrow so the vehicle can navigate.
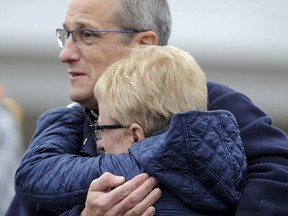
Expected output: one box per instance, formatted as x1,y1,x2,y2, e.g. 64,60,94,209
62,22,99,30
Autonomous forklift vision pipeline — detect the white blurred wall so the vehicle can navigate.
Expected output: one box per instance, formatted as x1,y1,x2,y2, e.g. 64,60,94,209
1,0,287,145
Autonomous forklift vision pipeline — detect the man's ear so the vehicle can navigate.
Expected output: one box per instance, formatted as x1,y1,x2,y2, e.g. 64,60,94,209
129,123,146,142
132,31,158,45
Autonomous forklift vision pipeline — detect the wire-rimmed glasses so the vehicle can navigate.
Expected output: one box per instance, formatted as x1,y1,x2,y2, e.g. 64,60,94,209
56,28,147,49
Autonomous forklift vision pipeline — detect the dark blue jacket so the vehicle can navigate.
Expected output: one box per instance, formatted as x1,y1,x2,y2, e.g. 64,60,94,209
6,81,288,216
10,109,247,215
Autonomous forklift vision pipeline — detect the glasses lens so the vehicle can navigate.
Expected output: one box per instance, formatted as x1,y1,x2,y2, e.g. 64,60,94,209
73,30,95,49
56,29,65,48
95,128,102,140
93,127,106,155
81,30,95,46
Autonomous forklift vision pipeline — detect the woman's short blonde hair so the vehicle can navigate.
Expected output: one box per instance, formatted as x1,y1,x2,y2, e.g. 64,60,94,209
95,45,207,137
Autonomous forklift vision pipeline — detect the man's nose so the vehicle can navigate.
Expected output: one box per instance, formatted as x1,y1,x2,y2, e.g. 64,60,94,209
58,36,80,63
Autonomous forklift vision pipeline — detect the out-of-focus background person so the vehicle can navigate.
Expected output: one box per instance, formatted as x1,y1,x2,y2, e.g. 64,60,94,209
0,83,24,215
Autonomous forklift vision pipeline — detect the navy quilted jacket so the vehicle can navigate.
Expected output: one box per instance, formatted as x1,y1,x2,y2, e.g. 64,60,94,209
13,108,247,215
130,110,247,214
6,81,288,216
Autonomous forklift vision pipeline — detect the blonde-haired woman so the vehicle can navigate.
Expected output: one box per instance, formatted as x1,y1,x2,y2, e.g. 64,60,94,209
93,45,247,214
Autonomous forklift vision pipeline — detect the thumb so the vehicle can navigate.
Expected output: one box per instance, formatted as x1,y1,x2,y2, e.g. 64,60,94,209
89,172,125,192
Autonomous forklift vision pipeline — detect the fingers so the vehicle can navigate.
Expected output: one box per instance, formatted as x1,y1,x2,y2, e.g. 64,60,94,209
95,173,151,212
139,206,156,216
110,175,161,216
84,172,126,215
89,172,125,192
85,173,161,216
123,187,161,216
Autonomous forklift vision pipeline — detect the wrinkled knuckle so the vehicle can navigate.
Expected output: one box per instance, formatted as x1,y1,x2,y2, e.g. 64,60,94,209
89,199,107,215
119,190,131,199
127,193,140,206
95,200,107,211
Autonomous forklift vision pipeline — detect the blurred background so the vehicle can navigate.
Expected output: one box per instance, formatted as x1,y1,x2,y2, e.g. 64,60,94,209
1,0,288,149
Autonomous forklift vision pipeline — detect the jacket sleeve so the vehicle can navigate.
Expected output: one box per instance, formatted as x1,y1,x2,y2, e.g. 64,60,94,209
207,81,288,215
15,107,143,214
130,110,247,212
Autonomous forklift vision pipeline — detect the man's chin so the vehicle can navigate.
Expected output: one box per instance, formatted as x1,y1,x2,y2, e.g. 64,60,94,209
69,89,98,109
70,98,98,109
69,92,84,105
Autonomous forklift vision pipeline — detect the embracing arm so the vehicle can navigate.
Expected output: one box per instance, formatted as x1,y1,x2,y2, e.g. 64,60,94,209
207,81,288,215
14,107,145,214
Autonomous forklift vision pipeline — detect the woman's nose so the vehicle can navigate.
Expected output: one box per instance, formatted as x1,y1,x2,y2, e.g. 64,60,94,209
96,140,105,155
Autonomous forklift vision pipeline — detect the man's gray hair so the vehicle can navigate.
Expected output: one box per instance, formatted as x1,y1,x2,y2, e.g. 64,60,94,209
110,0,172,46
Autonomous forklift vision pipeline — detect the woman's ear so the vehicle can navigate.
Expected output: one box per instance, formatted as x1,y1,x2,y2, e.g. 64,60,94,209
129,123,145,142
131,31,158,46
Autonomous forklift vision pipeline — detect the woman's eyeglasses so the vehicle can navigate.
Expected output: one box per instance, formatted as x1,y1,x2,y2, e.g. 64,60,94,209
91,124,127,141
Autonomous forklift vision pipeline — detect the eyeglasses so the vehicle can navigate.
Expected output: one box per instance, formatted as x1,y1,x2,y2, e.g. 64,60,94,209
91,124,127,141
56,28,147,49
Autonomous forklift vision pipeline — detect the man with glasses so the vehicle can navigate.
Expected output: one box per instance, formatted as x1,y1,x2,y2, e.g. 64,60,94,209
6,0,288,215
